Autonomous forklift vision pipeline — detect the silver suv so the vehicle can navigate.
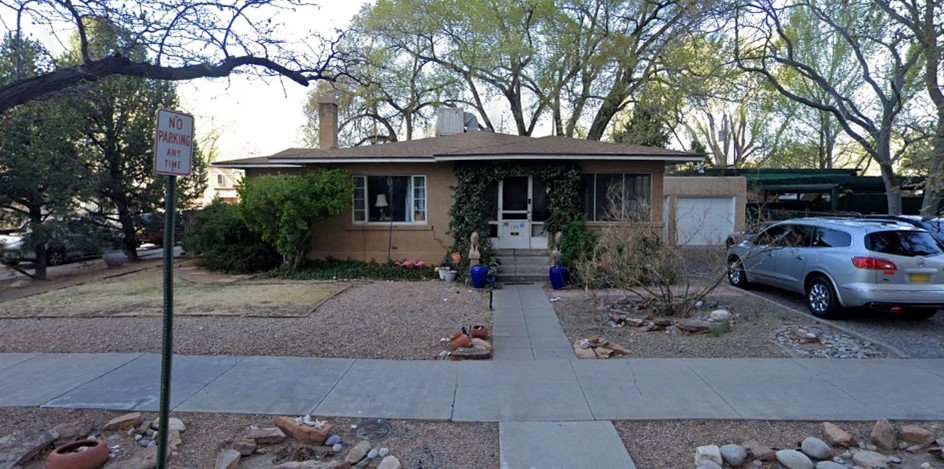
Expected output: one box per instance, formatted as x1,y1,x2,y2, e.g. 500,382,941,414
726,217,944,319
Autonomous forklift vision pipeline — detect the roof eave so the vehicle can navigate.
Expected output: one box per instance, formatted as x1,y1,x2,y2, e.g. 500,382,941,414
269,158,435,164
433,154,702,162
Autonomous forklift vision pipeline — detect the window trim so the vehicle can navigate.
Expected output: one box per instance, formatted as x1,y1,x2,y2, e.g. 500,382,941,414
352,175,427,225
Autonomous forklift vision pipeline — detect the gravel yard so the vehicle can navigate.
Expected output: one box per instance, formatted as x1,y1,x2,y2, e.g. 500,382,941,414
4,263,942,468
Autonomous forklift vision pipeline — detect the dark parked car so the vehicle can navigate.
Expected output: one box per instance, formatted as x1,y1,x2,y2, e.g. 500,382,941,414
0,217,116,266
727,217,944,319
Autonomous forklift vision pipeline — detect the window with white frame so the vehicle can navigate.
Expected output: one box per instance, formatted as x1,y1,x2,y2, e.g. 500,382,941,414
353,175,427,223
581,173,651,221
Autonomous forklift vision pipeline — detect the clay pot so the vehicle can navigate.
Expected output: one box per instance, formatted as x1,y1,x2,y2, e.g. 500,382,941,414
449,331,471,349
470,325,490,340
46,439,108,469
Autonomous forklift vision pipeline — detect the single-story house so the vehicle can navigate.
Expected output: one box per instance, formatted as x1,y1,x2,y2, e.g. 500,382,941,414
217,97,714,264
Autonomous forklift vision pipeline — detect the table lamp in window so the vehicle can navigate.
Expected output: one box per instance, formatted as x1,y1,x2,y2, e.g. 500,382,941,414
375,193,388,221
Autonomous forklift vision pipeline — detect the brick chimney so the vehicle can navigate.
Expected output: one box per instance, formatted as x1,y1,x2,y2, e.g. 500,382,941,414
317,95,339,149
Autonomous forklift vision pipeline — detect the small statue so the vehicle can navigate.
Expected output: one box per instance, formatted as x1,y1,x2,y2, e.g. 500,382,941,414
469,231,481,266
549,231,562,266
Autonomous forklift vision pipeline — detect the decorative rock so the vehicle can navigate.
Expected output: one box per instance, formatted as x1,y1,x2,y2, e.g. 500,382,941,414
695,445,723,466
907,444,927,453
51,421,93,447
379,447,389,457
167,430,182,452
801,437,833,460
742,440,775,461
900,425,933,447
470,338,492,351
696,462,722,469
709,309,732,322
719,444,748,467
815,462,846,469
823,422,857,447
150,417,185,433
870,420,897,451
450,347,492,360
332,443,343,453
215,449,240,469
233,438,257,456
677,319,711,333
776,449,814,469
888,456,901,464
325,434,341,446
377,456,402,469
0,429,58,469
247,427,286,445
275,416,332,445
107,446,158,469
344,441,371,466
852,450,889,469
367,448,380,459
104,412,144,431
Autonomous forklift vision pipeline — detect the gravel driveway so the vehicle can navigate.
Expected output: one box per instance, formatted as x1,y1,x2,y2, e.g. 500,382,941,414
743,283,944,358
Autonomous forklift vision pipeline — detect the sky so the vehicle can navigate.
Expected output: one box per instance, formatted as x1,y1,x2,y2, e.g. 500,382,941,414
179,1,369,162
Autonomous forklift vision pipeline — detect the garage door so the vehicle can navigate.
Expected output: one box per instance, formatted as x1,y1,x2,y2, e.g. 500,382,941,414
675,197,735,246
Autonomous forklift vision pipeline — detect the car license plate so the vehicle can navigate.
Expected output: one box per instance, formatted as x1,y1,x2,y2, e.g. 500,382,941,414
910,273,930,283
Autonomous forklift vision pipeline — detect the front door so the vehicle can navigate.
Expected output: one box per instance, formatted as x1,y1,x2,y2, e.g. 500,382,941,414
494,176,548,249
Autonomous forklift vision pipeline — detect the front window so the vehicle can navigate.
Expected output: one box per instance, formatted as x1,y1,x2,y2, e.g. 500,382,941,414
581,173,651,221
353,175,427,223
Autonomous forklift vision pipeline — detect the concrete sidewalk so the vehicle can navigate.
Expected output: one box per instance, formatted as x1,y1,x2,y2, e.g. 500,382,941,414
4,284,944,467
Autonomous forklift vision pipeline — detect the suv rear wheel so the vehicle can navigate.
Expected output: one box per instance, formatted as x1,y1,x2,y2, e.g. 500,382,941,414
46,249,64,266
806,276,841,319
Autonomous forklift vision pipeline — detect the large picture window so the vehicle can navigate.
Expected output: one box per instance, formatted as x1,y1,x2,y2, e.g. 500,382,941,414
581,173,651,221
353,175,427,223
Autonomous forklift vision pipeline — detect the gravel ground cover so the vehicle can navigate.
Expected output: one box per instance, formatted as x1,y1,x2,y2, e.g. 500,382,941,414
4,262,941,468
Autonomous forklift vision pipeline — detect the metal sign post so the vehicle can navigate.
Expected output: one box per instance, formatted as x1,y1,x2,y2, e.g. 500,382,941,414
153,109,193,468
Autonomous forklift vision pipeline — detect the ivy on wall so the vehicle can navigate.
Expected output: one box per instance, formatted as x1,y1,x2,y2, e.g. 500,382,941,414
447,161,589,274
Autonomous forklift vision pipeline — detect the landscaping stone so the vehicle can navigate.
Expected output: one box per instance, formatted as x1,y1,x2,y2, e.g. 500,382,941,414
776,449,814,469
801,436,833,460
104,412,144,431
233,438,257,456
719,443,748,467
215,449,241,469
677,319,710,333
368,448,380,459
51,420,92,446
0,429,58,469
332,443,343,453
815,462,846,469
709,309,732,322
379,447,389,457
108,446,159,469
742,440,775,461
325,434,341,446
900,425,933,448
852,450,889,469
344,441,371,466
823,422,856,447
695,444,722,466
150,417,186,433
450,347,492,359
696,462,722,469
470,338,492,351
377,456,402,469
275,416,332,445
870,420,897,451
247,427,286,445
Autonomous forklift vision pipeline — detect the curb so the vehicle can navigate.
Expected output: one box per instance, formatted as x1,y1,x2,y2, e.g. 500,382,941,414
722,284,910,359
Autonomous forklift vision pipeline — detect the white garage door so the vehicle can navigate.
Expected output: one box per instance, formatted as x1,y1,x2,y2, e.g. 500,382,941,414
675,197,735,246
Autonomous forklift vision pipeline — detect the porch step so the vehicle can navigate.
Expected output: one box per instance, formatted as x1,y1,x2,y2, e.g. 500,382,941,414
493,249,550,284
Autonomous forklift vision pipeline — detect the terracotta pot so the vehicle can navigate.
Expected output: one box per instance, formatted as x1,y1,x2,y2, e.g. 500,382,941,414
46,439,108,469
470,325,490,340
449,331,470,349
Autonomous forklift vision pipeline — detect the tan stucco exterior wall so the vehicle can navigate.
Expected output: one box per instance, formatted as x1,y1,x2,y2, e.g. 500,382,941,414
245,160,671,263
663,176,747,245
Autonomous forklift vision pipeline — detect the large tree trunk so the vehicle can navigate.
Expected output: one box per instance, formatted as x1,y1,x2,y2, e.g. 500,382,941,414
879,161,903,215
920,122,944,217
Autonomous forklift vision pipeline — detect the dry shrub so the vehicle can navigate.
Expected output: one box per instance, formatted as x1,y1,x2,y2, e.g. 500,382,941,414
573,216,728,317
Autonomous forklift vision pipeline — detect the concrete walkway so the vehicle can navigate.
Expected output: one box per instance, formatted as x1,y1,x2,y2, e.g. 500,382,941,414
4,284,944,467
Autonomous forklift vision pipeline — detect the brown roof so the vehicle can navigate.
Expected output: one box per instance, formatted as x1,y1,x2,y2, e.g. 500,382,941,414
216,132,700,167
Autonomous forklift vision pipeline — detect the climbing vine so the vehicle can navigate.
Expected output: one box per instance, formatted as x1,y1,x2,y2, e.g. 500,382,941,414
447,161,591,274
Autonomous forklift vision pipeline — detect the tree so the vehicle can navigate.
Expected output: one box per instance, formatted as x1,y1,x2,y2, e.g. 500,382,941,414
875,0,944,216
733,0,924,214
66,17,205,260
0,34,87,280
0,0,341,114
612,96,672,148
238,169,354,268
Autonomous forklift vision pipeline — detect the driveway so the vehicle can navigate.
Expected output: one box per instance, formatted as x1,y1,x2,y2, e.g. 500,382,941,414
744,284,944,358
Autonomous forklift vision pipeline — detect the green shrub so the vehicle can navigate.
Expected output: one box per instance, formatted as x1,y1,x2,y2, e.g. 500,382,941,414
270,258,437,281
182,201,280,273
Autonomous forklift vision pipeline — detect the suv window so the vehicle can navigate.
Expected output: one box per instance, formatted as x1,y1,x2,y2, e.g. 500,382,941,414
865,230,943,257
813,228,852,248
754,225,788,245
